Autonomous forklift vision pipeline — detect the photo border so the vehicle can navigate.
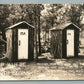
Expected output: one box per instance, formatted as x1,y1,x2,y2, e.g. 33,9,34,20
0,0,84,84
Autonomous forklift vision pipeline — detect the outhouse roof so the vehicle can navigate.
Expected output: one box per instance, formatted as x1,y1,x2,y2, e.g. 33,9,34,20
5,21,35,30
50,22,81,31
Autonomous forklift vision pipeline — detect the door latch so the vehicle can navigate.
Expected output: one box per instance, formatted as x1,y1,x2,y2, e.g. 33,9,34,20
19,40,21,46
66,40,68,44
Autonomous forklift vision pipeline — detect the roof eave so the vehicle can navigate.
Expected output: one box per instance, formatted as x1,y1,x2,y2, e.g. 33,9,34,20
5,21,35,31
71,23,81,30
50,23,81,31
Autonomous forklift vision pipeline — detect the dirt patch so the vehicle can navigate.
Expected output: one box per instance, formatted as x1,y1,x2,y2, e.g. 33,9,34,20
0,53,84,80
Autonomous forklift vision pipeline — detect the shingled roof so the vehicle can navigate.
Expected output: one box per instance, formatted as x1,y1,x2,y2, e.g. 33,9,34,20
50,22,80,31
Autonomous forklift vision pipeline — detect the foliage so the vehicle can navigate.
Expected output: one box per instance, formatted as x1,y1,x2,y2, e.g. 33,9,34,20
41,4,84,29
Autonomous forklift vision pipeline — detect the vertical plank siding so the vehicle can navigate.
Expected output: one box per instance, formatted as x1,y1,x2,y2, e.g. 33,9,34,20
74,29,79,57
62,29,66,58
50,23,80,58
28,27,34,60
51,30,62,58
5,29,13,61
13,29,18,62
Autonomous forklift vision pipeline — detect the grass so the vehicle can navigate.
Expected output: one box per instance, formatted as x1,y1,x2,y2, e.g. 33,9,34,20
0,37,84,80
0,53,84,80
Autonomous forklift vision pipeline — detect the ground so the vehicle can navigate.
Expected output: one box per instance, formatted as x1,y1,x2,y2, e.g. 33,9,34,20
0,37,84,80
0,52,84,80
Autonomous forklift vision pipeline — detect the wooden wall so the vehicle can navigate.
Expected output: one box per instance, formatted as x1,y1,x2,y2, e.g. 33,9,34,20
28,27,34,60
0,43,6,58
74,28,79,57
63,25,80,58
62,29,66,58
51,24,80,59
5,29,13,61
12,28,34,62
50,30,62,58
12,29,18,62
5,23,34,62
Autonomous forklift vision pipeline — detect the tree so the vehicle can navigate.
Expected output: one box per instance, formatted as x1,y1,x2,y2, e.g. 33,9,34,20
40,4,84,53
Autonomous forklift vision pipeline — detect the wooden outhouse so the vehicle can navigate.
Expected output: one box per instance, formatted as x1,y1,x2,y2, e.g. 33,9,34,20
50,23,80,58
5,21,34,62
0,31,6,58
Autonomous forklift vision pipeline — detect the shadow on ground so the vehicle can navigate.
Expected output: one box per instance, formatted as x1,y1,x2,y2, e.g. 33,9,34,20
1,53,84,80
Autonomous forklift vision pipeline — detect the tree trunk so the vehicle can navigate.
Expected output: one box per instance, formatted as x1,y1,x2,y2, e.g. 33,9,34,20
34,5,38,61
52,4,54,27
38,5,41,56
45,20,47,43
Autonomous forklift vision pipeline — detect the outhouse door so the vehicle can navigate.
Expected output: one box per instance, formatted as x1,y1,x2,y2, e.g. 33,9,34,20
66,30,74,57
18,29,28,60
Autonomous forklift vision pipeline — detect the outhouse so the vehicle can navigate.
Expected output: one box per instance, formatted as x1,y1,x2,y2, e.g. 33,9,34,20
5,21,34,62
50,23,80,58
0,31,6,58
